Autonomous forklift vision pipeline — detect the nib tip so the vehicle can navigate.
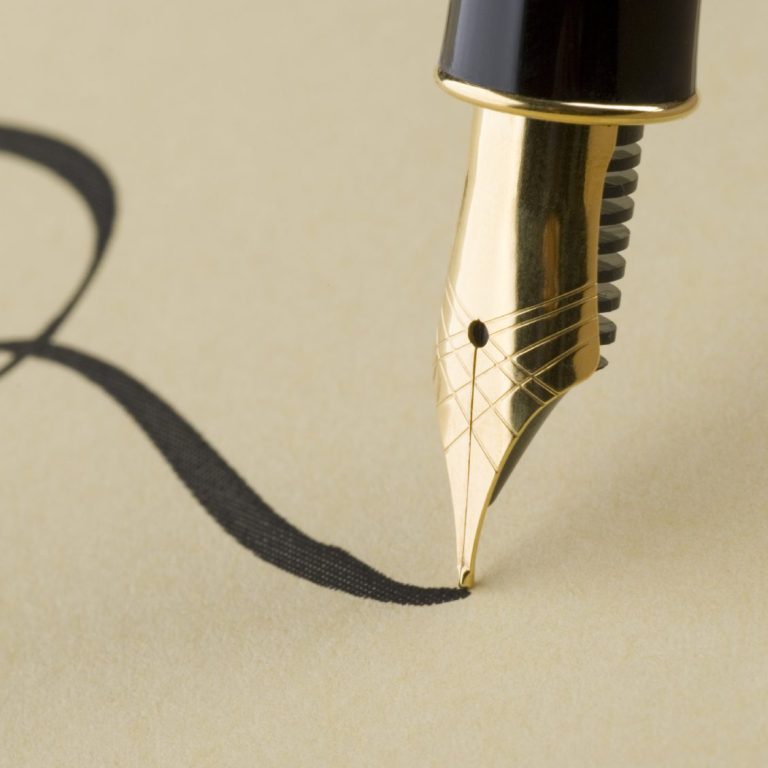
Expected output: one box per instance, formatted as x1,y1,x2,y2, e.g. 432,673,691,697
458,566,475,589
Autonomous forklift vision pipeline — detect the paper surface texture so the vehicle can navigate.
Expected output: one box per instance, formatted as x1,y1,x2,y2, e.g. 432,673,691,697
1,2,767,765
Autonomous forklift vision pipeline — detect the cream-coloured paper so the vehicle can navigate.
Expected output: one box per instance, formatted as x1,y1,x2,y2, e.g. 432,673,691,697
2,1,767,765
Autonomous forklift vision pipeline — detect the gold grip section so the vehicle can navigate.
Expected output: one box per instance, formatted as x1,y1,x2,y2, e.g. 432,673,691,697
434,109,617,586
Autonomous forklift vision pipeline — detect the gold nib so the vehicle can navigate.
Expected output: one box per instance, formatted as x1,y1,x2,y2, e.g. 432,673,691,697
435,108,616,586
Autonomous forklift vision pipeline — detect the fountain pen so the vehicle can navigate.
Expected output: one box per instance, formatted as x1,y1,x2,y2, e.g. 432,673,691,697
433,0,701,587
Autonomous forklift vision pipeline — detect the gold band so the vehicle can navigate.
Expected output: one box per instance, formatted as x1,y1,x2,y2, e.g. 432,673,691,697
437,71,699,125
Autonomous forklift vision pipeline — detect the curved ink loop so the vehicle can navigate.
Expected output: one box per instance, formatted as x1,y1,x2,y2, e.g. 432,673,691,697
0,126,466,605
0,126,115,377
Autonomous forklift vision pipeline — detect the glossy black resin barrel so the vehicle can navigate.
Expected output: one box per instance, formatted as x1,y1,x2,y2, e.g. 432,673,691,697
438,0,700,108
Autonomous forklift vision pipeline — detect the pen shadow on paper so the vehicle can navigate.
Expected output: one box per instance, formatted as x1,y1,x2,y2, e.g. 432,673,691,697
0,125,467,607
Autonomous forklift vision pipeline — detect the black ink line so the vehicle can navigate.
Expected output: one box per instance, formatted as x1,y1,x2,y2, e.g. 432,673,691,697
1,340,464,605
0,126,467,605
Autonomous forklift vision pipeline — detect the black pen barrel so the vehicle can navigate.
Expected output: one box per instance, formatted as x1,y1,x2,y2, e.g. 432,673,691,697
439,0,700,112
